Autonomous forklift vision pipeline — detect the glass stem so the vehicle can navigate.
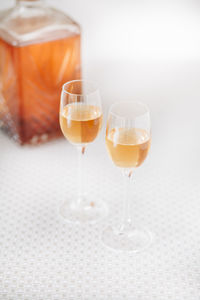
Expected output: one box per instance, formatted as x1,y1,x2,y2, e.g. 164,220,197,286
77,146,86,205
119,169,133,233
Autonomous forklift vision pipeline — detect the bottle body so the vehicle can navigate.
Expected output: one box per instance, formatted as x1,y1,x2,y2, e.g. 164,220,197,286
0,1,81,144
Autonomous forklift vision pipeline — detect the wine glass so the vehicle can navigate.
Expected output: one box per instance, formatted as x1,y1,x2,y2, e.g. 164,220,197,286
102,101,152,252
59,80,108,223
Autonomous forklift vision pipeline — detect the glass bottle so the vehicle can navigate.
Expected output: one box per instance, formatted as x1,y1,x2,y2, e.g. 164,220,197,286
0,0,81,144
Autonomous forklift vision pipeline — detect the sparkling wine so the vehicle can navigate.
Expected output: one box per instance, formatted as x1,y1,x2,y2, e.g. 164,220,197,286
60,103,102,144
106,128,151,168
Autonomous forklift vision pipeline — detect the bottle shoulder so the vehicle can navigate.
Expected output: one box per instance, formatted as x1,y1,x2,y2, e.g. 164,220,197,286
0,5,80,46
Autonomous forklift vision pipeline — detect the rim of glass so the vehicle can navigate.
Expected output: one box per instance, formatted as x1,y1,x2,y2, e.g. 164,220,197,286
62,80,99,96
109,101,150,118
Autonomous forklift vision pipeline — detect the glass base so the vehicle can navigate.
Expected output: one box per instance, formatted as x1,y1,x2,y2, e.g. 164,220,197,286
102,225,153,252
60,196,108,224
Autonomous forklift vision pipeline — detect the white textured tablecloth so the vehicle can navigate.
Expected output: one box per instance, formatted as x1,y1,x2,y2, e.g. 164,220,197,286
0,119,200,300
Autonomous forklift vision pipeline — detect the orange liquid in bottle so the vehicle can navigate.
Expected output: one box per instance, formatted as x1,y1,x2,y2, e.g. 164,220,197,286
0,33,81,144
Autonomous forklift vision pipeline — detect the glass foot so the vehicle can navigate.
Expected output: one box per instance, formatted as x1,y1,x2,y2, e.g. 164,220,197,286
102,225,153,252
60,196,108,224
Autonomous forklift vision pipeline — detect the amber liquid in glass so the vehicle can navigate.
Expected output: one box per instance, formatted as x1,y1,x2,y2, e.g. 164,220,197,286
106,128,150,168
60,103,102,144
0,33,81,144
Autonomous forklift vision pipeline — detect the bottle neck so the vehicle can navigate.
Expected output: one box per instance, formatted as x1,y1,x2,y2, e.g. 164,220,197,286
16,0,44,6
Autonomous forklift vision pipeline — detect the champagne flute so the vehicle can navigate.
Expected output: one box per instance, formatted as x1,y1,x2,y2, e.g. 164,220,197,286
102,101,152,251
59,80,108,223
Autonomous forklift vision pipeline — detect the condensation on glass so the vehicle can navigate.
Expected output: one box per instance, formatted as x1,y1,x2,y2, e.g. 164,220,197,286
0,0,81,144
